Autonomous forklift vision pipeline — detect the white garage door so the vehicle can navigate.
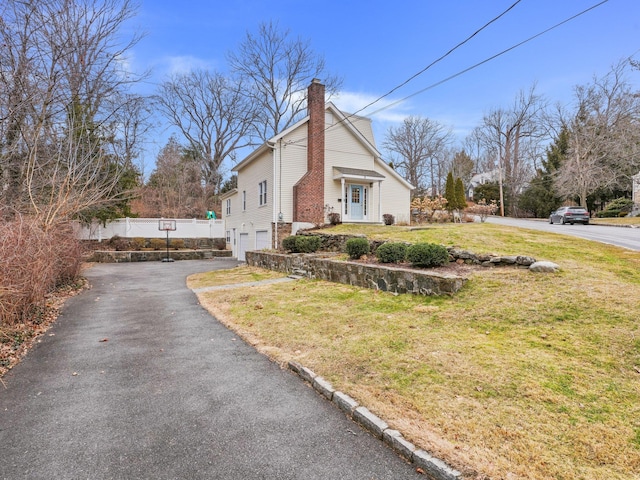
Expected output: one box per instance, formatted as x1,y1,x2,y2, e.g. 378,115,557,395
255,230,270,251
238,233,249,262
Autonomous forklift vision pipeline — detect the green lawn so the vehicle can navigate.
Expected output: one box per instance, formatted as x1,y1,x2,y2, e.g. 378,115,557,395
191,224,640,480
591,216,640,225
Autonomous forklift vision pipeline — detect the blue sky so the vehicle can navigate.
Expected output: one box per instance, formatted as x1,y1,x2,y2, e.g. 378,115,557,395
123,0,640,176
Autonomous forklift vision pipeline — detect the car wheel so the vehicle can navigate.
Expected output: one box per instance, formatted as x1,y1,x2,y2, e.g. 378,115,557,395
549,218,553,224
570,222,574,225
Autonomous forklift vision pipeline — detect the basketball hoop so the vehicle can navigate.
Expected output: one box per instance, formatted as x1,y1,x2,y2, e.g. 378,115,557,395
158,219,177,262
158,219,177,231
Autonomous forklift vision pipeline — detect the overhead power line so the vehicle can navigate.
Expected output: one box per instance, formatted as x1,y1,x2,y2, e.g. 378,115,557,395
288,0,525,147
349,0,524,118
296,0,610,150
367,0,610,116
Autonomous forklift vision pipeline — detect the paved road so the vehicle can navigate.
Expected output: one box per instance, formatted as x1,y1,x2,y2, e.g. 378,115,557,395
0,260,423,480
486,216,640,251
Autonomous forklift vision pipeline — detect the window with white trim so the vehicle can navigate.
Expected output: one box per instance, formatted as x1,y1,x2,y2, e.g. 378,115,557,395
225,198,231,216
226,230,230,243
364,187,368,216
259,180,267,206
344,188,348,214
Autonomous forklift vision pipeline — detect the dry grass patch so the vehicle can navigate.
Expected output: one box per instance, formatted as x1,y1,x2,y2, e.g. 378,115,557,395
190,224,640,480
187,265,286,289
591,217,640,226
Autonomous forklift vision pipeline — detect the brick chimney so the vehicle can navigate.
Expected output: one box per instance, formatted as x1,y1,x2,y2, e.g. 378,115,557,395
293,79,325,224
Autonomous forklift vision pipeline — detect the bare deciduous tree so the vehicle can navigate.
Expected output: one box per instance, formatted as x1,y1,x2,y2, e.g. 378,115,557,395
0,0,146,228
228,20,342,141
463,128,494,174
108,93,156,178
555,61,640,207
473,86,547,215
383,116,451,197
156,70,257,194
142,136,208,218
445,149,475,188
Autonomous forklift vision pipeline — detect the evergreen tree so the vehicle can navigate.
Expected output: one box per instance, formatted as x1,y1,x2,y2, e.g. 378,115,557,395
220,175,238,194
518,126,568,217
444,172,456,211
455,177,467,210
545,125,570,173
69,95,142,226
79,164,141,226
474,181,502,206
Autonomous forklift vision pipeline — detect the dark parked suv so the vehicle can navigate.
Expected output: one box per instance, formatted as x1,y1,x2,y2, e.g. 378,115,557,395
549,206,590,225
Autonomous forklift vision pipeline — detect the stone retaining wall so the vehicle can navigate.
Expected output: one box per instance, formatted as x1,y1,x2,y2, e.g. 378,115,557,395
88,249,232,263
83,237,226,250
246,251,466,296
294,232,537,268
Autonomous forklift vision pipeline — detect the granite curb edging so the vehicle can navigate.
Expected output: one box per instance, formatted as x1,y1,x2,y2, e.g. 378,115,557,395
287,361,463,480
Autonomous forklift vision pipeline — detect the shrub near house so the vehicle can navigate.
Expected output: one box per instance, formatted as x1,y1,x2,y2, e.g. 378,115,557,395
375,242,407,263
406,243,449,268
282,235,321,253
346,238,370,259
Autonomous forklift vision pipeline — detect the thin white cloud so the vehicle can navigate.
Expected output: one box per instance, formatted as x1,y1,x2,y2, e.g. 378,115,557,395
332,90,411,124
163,55,217,75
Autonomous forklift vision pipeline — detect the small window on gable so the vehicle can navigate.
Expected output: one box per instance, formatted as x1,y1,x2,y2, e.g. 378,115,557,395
325,112,334,125
225,198,231,216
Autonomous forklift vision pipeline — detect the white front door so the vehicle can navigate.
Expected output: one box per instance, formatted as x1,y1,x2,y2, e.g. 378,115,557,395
350,185,364,220
238,233,249,261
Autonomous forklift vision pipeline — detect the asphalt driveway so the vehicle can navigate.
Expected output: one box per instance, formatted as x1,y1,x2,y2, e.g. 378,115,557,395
0,259,422,480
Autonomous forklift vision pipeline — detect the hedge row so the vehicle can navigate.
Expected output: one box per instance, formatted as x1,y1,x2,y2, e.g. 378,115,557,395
283,234,451,269
282,235,322,253
346,238,450,268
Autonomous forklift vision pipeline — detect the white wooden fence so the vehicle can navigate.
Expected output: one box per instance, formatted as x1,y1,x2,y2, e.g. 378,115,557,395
74,218,225,241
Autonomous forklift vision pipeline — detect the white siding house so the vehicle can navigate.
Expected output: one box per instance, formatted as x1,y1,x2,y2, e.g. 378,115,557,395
223,80,413,260
468,169,502,200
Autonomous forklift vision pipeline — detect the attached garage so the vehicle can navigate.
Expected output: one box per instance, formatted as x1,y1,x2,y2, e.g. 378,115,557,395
255,230,270,251
238,233,249,262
